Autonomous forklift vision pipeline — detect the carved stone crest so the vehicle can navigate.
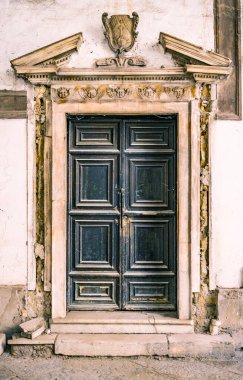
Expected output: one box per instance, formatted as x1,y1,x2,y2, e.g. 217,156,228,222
102,12,138,55
96,12,146,68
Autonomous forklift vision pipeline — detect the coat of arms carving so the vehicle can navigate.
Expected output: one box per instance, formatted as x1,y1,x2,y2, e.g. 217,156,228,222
96,12,146,68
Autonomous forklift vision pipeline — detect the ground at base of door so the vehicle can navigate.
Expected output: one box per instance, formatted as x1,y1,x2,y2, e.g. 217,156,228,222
1,351,243,380
7,333,237,359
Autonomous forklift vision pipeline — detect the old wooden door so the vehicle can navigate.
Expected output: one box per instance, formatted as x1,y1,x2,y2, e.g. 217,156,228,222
67,115,177,311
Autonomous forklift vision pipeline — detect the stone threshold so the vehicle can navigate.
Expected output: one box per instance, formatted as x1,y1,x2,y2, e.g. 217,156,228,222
8,333,235,359
50,311,194,334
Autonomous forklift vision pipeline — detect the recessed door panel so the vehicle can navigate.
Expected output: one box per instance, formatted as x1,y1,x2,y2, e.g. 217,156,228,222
69,120,119,150
70,216,118,271
127,156,174,209
124,277,176,310
128,217,176,271
70,155,118,209
125,120,175,151
71,278,119,309
67,115,177,311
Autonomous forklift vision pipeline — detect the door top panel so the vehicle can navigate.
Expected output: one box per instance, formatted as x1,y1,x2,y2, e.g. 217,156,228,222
68,115,177,153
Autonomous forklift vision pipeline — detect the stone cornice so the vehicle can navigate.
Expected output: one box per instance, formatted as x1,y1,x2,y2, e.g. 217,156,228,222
13,66,231,85
159,32,232,66
11,33,83,67
186,65,232,83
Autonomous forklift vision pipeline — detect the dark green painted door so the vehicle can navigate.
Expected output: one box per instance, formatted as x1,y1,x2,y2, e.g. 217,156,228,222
67,115,177,311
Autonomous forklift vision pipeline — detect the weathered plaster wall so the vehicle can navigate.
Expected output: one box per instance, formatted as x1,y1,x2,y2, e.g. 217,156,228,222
0,0,242,333
0,119,27,285
211,120,243,288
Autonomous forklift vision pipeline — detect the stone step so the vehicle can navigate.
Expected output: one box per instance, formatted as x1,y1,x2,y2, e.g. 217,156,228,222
54,333,235,358
50,311,194,334
7,332,235,359
55,333,169,356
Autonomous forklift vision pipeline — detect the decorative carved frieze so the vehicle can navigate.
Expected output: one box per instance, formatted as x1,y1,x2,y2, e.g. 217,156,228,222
51,84,193,103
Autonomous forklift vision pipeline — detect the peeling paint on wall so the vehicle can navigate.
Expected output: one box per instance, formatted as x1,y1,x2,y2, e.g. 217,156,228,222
192,84,217,332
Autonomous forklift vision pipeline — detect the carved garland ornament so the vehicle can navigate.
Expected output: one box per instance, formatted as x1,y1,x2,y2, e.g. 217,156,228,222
164,86,185,99
106,87,130,98
54,85,189,102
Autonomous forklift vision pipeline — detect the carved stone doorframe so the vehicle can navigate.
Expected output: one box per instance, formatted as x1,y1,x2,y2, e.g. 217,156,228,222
51,94,193,319
10,32,231,323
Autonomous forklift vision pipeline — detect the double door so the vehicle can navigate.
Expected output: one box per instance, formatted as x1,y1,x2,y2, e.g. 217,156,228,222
67,115,177,310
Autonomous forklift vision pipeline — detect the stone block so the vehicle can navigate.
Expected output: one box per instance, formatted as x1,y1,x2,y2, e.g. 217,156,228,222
11,344,53,358
8,333,57,345
217,288,243,329
168,333,235,359
55,334,168,356
19,317,45,339
0,334,6,355
0,286,25,337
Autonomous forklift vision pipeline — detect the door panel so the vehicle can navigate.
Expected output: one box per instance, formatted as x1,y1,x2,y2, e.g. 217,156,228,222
124,277,176,310
71,277,119,309
70,155,118,209
126,156,175,210
128,218,174,270
70,216,119,271
67,115,177,311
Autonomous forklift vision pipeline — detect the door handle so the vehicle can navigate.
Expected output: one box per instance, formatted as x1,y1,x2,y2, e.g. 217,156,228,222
119,187,125,228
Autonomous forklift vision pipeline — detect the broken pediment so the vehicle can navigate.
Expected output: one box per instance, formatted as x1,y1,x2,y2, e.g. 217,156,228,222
159,32,232,67
11,32,83,68
10,31,231,85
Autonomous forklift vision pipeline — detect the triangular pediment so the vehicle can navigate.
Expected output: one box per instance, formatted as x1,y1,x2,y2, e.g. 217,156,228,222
11,33,83,68
159,32,232,66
